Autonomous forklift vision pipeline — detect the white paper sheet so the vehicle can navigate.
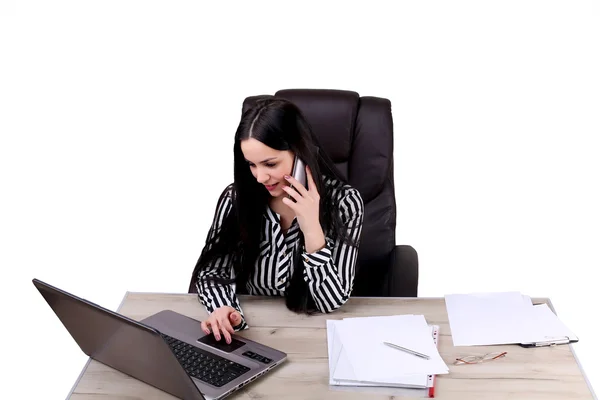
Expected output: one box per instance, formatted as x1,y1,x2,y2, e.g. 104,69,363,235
326,315,448,387
527,304,579,341
445,291,578,346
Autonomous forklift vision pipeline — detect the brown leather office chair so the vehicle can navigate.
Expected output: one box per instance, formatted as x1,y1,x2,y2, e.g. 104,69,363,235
189,89,418,297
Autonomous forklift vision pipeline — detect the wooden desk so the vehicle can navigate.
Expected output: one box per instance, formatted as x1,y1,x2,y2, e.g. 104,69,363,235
68,294,596,399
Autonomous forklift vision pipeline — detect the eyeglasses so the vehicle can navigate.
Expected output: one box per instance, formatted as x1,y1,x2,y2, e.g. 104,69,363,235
454,351,507,365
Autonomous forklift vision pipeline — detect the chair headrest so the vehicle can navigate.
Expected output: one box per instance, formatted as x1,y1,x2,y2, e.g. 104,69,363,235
242,89,360,163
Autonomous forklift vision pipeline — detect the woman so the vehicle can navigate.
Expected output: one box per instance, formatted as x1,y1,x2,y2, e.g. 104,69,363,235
191,98,364,344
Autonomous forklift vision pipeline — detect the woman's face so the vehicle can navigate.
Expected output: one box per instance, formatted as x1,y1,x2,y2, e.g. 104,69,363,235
241,138,295,198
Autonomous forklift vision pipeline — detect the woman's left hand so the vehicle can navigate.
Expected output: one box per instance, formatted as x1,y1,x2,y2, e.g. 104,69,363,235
282,166,325,252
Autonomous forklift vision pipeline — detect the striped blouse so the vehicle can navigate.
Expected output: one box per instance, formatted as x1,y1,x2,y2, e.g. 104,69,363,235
195,176,364,330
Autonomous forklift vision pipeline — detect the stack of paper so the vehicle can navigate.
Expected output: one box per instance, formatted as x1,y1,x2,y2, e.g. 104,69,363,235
326,314,449,388
444,291,578,346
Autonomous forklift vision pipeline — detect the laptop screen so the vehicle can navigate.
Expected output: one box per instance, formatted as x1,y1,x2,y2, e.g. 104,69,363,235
33,279,204,400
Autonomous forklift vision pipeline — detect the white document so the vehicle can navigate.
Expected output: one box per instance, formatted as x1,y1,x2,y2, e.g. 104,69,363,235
326,315,448,387
328,320,380,387
445,291,578,346
327,320,432,388
525,304,579,342
445,291,532,346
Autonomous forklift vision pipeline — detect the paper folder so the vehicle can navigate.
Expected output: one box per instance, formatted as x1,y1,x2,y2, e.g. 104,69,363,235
445,292,579,348
327,319,442,397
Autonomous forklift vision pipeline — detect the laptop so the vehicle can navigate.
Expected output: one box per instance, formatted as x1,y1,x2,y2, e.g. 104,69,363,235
33,278,287,400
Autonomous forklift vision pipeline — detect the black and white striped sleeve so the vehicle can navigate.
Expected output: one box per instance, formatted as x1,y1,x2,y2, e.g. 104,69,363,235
195,186,248,331
302,187,364,313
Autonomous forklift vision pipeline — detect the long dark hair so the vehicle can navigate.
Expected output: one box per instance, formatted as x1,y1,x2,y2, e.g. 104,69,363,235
192,98,356,313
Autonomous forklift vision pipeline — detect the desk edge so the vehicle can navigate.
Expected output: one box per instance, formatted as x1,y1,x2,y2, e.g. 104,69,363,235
66,291,131,399
548,298,598,400
123,291,429,300
116,292,553,302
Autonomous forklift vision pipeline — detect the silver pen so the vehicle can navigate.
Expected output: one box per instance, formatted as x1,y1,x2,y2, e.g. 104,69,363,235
383,342,430,360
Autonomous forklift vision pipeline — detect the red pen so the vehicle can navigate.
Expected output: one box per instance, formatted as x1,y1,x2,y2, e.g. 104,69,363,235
427,374,436,398
427,327,439,397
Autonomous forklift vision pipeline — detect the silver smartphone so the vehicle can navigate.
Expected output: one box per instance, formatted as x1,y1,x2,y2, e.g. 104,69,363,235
291,156,307,188
288,157,307,201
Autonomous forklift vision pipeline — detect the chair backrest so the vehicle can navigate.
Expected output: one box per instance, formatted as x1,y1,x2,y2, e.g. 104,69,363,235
243,89,397,296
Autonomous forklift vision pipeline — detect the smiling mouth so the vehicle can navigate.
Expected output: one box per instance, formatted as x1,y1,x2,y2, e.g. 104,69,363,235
265,183,278,191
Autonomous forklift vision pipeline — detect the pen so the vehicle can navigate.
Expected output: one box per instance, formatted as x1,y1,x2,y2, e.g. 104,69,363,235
383,342,430,360
428,373,436,398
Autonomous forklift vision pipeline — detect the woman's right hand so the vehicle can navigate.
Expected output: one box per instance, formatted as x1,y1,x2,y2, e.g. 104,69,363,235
200,306,242,344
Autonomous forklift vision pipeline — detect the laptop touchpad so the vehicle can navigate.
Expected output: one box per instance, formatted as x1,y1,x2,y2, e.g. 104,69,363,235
197,335,245,353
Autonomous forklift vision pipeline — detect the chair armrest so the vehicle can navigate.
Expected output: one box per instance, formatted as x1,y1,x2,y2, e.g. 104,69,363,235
386,245,419,297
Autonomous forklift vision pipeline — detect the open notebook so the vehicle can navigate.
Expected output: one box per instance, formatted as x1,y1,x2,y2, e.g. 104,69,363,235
327,314,447,395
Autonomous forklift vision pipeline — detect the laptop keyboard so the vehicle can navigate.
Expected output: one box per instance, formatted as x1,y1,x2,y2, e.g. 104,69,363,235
161,334,251,387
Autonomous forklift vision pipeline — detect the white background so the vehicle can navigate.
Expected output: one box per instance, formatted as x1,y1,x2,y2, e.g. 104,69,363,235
1,1,599,398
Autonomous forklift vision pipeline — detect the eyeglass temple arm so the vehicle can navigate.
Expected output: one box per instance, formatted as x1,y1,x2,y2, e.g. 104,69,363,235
455,351,508,363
